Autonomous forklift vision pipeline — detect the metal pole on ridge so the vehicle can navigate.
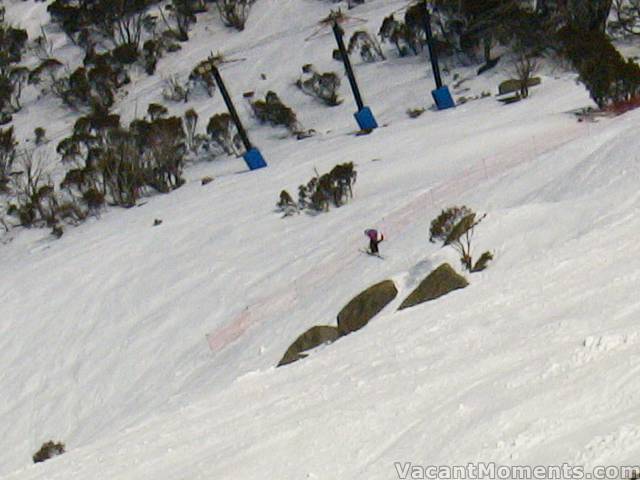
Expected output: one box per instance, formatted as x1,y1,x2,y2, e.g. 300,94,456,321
422,0,455,110
210,65,267,170
423,7,443,89
332,21,378,131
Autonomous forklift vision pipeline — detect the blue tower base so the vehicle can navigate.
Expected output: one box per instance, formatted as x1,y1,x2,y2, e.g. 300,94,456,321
354,106,378,131
431,86,456,110
243,147,267,170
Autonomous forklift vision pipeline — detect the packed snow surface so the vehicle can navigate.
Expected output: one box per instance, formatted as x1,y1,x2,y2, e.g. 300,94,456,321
3,0,640,479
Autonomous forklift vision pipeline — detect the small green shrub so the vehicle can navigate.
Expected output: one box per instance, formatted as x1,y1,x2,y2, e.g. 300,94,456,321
52,52,130,110
33,441,65,464
251,91,301,133
147,103,168,121
406,107,425,118
293,162,356,215
34,127,46,145
471,251,494,272
276,189,297,216
112,43,139,65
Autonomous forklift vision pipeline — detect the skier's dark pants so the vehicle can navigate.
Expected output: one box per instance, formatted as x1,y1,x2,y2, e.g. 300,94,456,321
370,239,379,254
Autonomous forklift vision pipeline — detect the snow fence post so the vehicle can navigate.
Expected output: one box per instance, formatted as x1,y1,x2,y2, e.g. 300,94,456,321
423,1,455,111
210,65,267,171
332,21,379,131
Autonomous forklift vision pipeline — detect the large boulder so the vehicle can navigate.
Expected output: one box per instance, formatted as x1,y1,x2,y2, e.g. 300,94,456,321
398,263,468,311
337,280,398,335
277,325,340,367
498,77,541,96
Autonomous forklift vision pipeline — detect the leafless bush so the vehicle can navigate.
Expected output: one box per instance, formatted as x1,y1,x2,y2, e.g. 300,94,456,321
9,150,62,227
296,64,342,106
217,0,253,31
348,30,385,63
611,0,640,36
513,53,539,98
206,113,242,156
159,0,198,41
184,108,200,154
162,75,189,102
0,126,17,191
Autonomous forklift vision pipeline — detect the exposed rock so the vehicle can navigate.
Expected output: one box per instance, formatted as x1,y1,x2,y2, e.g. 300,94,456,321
337,280,398,335
277,325,340,367
498,77,541,96
398,263,468,311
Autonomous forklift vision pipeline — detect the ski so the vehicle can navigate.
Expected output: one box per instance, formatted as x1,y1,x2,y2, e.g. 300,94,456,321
359,249,385,259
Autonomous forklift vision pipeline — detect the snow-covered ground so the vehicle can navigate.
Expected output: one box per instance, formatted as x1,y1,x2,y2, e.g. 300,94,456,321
3,0,640,478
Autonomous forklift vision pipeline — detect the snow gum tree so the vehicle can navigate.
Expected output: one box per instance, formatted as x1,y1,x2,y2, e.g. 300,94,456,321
429,206,492,272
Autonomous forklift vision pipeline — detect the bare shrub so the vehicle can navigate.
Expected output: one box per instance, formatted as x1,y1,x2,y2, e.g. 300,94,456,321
0,126,17,191
27,58,64,91
9,150,65,228
512,53,539,98
141,39,161,75
206,113,242,156
159,0,198,41
378,8,424,57
348,30,385,63
98,128,146,206
162,75,189,102
296,64,342,106
183,108,200,154
217,0,253,31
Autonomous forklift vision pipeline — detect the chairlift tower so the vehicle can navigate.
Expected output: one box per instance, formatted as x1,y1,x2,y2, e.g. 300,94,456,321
332,21,379,131
422,0,455,110
202,62,267,170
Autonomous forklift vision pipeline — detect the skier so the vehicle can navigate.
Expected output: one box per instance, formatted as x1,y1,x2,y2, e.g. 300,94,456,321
364,229,384,255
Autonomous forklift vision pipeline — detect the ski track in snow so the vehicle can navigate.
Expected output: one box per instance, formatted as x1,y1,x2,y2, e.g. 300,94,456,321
206,118,586,354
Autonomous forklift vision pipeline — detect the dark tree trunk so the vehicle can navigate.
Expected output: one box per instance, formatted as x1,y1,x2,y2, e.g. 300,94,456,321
483,35,492,63
536,0,549,16
566,0,612,32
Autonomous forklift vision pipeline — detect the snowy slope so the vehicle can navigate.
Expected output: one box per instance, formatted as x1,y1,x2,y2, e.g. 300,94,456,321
3,0,640,478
